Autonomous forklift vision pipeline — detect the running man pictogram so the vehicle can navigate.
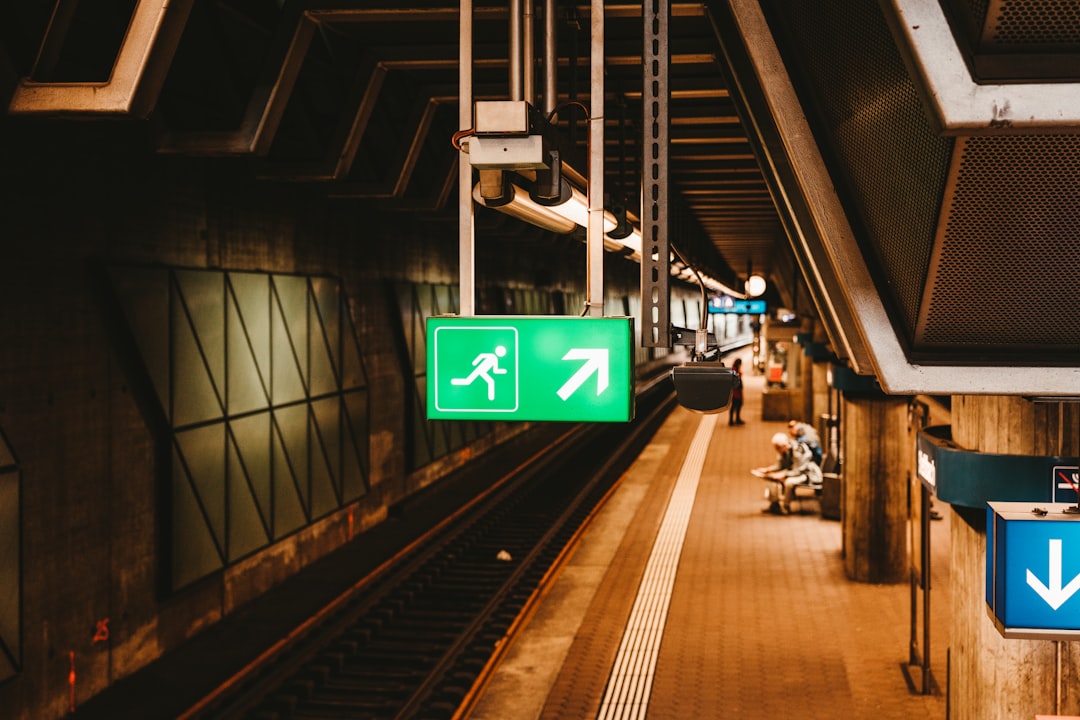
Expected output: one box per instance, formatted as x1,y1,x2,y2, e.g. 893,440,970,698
451,345,508,401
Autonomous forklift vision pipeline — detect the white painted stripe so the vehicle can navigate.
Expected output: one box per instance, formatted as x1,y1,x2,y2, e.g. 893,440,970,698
596,414,716,720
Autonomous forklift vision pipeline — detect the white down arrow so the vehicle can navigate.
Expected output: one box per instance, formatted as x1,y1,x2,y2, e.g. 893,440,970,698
1026,539,1080,611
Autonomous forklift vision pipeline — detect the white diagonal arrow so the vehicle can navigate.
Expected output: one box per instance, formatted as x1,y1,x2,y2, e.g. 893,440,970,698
557,348,609,401
1026,538,1080,610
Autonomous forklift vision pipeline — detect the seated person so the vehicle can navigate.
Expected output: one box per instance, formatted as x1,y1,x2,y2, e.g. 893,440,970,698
788,419,823,465
752,432,823,514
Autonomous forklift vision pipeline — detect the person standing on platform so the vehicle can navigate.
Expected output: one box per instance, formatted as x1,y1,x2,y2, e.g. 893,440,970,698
752,432,821,514
728,358,744,425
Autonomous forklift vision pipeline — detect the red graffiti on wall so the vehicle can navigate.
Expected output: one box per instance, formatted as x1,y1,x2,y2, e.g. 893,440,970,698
92,618,109,643
68,651,76,712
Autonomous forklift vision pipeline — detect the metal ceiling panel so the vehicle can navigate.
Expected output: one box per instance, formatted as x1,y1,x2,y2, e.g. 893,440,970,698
6,0,1080,393
727,0,1080,394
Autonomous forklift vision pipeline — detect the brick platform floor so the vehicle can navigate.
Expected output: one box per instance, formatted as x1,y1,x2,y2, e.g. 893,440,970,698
468,352,950,720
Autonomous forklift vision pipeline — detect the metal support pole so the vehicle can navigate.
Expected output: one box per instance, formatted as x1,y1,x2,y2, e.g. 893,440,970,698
642,0,670,345
523,0,534,106
906,400,934,695
543,0,556,117
459,0,475,316
509,0,522,101
587,0,604,317
921,483,932,694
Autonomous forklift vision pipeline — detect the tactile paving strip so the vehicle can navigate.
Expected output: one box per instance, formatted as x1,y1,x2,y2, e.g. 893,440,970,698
595,414,717,720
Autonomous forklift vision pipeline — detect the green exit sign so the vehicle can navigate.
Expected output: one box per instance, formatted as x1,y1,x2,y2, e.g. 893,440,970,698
426,316,635,422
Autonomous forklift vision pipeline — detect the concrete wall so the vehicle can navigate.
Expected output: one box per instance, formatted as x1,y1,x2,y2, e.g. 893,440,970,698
0,124,652,719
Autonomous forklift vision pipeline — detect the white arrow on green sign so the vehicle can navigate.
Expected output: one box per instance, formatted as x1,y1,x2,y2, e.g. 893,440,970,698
426,316,635,422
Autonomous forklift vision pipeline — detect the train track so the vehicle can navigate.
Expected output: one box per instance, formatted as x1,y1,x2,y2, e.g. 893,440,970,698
191,377,677,720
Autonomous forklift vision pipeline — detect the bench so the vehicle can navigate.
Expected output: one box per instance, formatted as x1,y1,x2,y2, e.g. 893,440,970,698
789,479,823,514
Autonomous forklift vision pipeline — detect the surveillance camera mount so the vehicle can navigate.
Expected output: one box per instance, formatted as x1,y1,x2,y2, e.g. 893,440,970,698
671,363,737,414
669,324,736,413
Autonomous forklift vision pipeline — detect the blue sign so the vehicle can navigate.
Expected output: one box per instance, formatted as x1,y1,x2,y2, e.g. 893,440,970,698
707,295,766,315
916,426,1076,509
987,502,1080,639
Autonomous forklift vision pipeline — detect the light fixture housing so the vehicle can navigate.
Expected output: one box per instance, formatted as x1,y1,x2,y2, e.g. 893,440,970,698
746,273,767,297
473,172,617,236
472,181,578,234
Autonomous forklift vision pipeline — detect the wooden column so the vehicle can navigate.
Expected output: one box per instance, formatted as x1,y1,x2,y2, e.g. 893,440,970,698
948,395,1080,720
841,393,909,582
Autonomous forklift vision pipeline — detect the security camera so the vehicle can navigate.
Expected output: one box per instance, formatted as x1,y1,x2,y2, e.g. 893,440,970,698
671,363,736,414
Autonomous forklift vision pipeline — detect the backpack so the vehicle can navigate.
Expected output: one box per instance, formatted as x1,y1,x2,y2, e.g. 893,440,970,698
801,439,823,466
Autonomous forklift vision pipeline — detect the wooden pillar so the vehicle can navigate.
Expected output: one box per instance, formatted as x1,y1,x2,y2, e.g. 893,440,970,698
841,393,909,583
948,395,1080,720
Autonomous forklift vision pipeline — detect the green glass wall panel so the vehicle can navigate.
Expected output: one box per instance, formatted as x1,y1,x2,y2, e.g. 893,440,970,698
230,414,272,525
342,394,368,502
226,438,270,561
309,322,339,398
311,397,342,487
226,293,270,416
271,426,307,539
310,277,341,397
272,276,311,397
171,449,224,588
409,287,429,375
228,273,272,388
411,398,433,467
172,286,225,427
112,267,369,590
270,300,307,406
274,405,309,509
176,270,226,401
175,425,227,552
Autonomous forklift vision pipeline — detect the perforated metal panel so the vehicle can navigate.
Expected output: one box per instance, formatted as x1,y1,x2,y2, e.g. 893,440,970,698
943,0,1080,79
918,135,1080,352
764,0,954,339
761,0,1080,363
965,0,992,23
990,0,1080,45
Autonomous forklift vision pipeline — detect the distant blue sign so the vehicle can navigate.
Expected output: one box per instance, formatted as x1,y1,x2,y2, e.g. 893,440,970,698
707,295,766,315
987,502,1080,639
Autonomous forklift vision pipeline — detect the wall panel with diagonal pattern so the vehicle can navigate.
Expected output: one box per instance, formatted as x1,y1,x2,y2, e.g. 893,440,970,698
110,267,369,591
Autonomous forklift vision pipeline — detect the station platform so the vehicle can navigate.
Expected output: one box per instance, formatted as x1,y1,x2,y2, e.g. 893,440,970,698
466,361,951,720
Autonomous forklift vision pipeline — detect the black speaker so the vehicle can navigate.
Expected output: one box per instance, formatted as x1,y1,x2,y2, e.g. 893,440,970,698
671,363,736,414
